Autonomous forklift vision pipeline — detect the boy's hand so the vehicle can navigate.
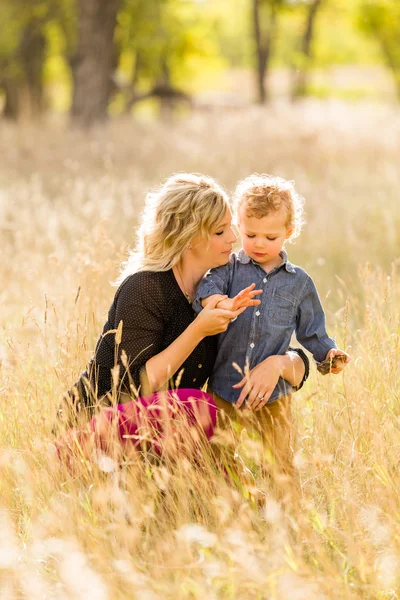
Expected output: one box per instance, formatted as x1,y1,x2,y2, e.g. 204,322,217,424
316,348,351,375
216,283,262,311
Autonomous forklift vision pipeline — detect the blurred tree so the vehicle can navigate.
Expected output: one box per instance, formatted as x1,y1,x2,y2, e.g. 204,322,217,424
0,3,22,119
291,0,325,99
70,0,120,126
0,0,72,119
359,0,400,100
114,0,218,114
252,0,283,103
0,1,48,118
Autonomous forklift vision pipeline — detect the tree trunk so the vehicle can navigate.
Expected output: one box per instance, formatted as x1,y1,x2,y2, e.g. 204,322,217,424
71,0,120,127
19,18,47,117
252,0,278,104
379,39,400,102
292,0,323,100
2,77,20,120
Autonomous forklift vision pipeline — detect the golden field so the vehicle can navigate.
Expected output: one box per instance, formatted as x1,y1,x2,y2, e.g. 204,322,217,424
1,101,400,599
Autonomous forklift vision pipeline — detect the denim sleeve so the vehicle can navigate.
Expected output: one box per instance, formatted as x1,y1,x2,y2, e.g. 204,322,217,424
192,261,233,314
295,276,337,362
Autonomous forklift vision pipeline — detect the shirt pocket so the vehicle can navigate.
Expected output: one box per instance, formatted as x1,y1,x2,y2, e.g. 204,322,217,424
269,288,297,326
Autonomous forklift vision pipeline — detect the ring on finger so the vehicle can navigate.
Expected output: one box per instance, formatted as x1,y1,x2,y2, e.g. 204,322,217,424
257,393,264,400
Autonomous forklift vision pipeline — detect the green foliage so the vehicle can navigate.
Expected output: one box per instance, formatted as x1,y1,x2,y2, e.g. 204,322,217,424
116,0,225,91
359,0,400,94
1,0,399,115
0,0,75,104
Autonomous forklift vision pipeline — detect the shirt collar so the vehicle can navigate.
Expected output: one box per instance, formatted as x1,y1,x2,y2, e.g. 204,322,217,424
237,248,296,274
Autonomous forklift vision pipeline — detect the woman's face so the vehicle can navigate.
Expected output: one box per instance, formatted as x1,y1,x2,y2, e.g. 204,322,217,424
190,208,237,269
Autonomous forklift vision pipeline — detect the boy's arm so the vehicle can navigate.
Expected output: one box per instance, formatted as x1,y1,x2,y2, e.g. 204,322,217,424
202,283,262,311
193,261,233,314
296,276,345,363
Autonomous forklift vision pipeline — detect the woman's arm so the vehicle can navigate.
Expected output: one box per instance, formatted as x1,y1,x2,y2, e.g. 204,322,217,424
145,296,241,393
271,350,306,388
114,273,242,396
142,296,243,394
234,350,307,411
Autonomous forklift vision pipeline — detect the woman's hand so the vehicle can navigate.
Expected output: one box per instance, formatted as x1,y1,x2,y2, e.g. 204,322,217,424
216,283,262,311
194,295,245,337
233,355,287,411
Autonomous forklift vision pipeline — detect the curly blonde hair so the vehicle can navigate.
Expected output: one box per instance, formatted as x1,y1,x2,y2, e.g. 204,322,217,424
233,173,305,242
116,173,229,283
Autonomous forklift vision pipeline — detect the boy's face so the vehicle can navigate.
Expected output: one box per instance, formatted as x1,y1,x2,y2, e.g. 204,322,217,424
237,206,292,268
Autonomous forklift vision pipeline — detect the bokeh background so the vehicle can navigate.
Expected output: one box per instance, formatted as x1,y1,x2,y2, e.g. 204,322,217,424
1,0,400,120
1,1,400,599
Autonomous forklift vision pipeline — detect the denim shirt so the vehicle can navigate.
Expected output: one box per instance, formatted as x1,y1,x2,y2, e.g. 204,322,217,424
193,249,337,404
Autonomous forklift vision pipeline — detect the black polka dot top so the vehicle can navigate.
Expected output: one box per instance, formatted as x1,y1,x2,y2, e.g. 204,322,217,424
80,270,217,403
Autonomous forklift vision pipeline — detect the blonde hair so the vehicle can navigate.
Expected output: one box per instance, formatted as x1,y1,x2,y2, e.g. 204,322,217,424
233,173,305,242
116,173,229,283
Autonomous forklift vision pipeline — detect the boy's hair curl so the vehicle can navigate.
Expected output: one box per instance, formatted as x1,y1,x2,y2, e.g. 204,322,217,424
233,173,305,242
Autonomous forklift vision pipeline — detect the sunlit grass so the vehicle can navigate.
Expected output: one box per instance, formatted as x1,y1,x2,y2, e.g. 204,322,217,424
1,102,400,598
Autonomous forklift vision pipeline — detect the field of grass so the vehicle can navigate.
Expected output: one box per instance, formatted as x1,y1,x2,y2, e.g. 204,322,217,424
1,101,400,599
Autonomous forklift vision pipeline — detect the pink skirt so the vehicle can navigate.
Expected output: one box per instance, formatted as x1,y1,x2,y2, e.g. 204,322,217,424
60,389,217,461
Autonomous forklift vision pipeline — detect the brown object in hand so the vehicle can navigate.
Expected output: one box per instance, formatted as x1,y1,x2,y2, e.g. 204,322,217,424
316,354,347,375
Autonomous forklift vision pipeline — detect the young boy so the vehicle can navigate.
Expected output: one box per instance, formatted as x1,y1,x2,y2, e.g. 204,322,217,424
193,174,350,462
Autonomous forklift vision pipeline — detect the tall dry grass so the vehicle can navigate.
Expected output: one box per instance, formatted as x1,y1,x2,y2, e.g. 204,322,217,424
1,101,400,598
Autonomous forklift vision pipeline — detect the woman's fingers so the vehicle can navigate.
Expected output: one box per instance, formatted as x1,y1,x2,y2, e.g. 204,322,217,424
246,386,263,409
254,389,273,411
203,294,226,310
236,381,251,408
232,377,245,389
197,302,241,335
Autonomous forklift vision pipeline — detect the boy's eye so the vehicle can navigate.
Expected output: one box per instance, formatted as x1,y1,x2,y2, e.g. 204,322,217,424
215,231,224,236
246,234,255,238
267,237,277,241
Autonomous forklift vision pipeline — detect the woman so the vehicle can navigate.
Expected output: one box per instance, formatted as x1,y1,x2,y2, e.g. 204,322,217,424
58,173,308,459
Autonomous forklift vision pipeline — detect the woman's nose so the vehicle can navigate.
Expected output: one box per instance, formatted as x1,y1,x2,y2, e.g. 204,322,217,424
229,227,237,243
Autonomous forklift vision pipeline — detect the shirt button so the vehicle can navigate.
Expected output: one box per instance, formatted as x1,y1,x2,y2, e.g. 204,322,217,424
250,343,255,349
192,378,197,383
263,278,267,283
255,311,260,316
198,364,202,369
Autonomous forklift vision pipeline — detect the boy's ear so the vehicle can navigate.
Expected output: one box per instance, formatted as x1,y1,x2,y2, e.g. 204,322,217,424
285,227,294,240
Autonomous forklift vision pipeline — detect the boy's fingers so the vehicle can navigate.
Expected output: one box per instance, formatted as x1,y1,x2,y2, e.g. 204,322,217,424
233,306,246,317
238,283,255,295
